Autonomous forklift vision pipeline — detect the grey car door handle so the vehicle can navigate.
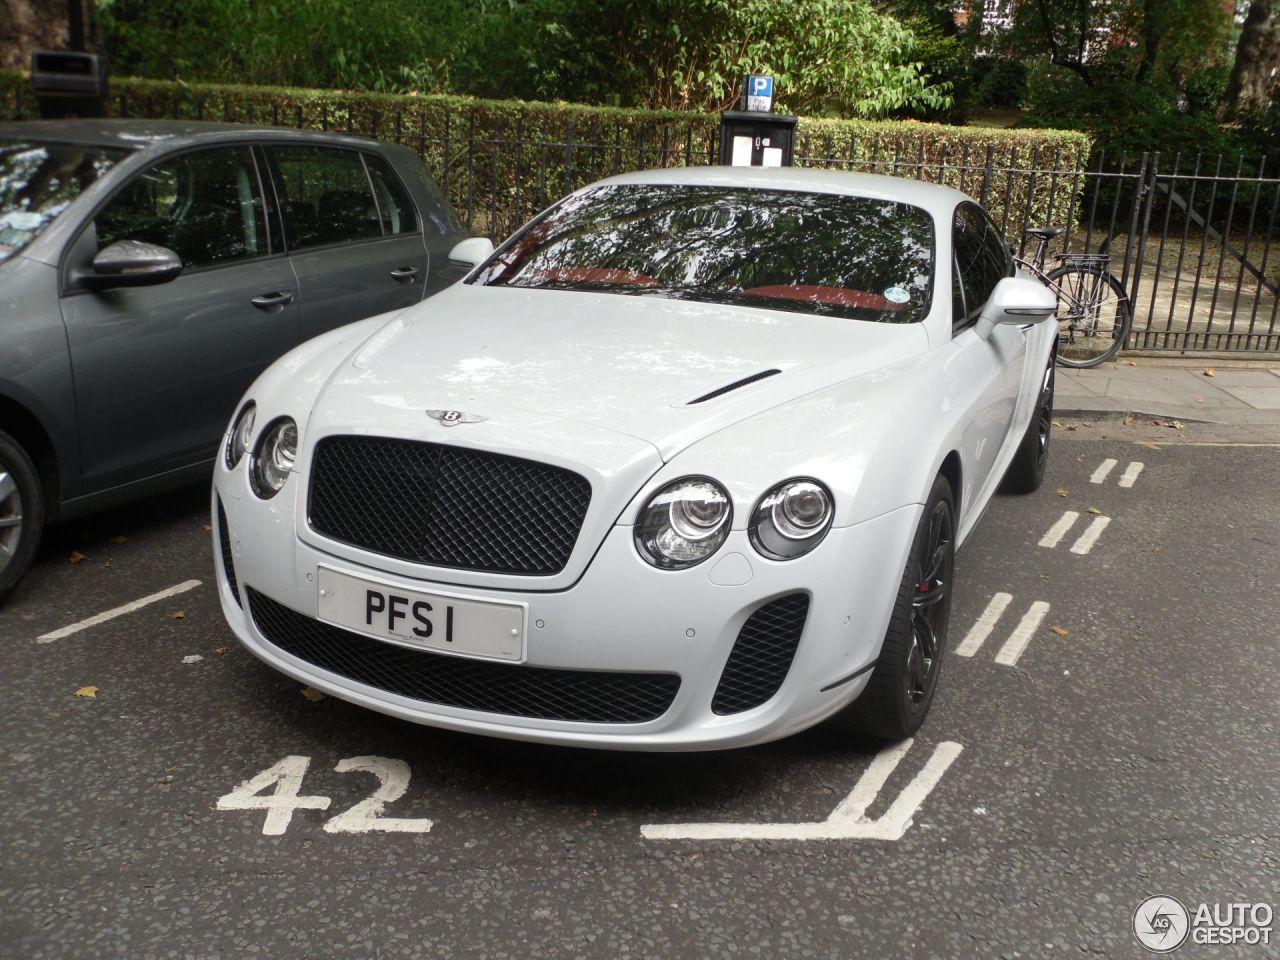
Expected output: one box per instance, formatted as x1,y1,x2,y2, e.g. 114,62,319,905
389,266,419,282
250,291,295,311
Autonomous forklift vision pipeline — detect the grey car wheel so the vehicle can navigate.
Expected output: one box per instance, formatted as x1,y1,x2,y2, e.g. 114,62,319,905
0,430,43,603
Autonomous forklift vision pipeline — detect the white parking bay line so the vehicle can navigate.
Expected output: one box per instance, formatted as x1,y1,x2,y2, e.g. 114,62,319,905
956,592,1012,657
1118,461,1145,488
1039,511,1079,548
640,739,963,842
993,601,1051,667
1069,517,1111,555
37,579,202,643
1089,458,1118,484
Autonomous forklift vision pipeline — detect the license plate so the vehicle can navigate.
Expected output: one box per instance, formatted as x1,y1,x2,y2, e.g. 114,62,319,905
315,567,524,662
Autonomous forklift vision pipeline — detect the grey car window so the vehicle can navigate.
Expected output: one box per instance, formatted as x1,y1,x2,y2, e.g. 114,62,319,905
953,202,1012,322
0,139,126,263
476,184,935,324
96,146,269,269
267,145,382,250
364,154,418,235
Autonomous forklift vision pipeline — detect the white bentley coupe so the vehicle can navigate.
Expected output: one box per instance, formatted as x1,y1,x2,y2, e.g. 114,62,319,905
213,166,1058,750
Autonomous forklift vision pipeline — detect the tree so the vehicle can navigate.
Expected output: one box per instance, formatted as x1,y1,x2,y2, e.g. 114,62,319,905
1222,0,1280,116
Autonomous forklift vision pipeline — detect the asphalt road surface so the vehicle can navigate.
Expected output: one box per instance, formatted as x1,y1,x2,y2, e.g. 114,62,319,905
2,420,1276,959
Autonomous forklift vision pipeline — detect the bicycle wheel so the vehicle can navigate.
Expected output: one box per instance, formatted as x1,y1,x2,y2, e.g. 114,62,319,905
1045,264,1132,368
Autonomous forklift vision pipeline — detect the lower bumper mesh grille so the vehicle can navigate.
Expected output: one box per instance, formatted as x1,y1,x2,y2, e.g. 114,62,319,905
711,593,810,715
216,497,240,607
246,588,680,723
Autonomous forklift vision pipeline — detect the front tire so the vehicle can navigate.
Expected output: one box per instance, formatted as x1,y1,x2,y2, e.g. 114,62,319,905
838,474,955,740
0,430,44,604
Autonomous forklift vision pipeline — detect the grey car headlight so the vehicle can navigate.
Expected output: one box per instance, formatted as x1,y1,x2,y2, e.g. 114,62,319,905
749,479,833,560
224,401,256,470
250,417,297,499
634,477,732,569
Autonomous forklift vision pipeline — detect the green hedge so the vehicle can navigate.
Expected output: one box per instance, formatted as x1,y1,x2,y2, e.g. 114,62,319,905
1,70,1090,239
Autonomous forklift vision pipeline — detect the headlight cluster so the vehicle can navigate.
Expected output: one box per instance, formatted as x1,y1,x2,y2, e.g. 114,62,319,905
635,476,833,569
634,478,731,569
251,417,298,499
225,402,297,500
224,402,256,470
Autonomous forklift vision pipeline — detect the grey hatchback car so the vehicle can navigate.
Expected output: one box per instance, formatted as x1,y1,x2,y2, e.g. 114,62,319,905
0,120,481,600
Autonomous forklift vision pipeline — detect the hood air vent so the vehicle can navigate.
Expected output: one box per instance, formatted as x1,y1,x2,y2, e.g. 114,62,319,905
687,369,782,405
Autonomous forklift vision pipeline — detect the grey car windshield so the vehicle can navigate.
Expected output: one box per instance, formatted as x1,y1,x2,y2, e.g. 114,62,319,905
475,184,935,323
0,140,127,263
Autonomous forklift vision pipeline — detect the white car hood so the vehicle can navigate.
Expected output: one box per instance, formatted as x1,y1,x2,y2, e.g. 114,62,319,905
318,284,930,462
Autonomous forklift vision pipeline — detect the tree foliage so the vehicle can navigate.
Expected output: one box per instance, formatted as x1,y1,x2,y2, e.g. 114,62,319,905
100,0,951,119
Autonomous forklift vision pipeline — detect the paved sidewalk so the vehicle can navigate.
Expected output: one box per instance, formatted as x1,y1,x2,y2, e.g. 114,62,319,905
1056,358,1280,426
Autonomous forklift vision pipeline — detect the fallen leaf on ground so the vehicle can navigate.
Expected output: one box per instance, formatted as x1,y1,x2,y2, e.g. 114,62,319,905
1051,419,1064,427
1126,360,1138,366
103,559,112,568
201,523,213,533
108,535,128,544
74,685,98,699
301,687,325,702
182,654,203,664
1067,425,1077,431
1039,573,1051,581
1203,367,1216,377
171,610,186,619
1049,626,1070,637
1056,487,1069,497
1087,506,1103,515
1081,421,1092,428
68,550,86,564
1167,420,1184,429
213,646,229,655
1152,545,1162,554
1123,416,1136,426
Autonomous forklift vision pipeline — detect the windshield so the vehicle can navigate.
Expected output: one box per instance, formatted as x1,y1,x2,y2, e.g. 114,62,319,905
0,139,127,263
475,184,935,323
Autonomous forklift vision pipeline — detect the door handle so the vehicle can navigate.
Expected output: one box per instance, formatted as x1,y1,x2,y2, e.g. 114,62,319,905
389,266,418,283
250,291,295,312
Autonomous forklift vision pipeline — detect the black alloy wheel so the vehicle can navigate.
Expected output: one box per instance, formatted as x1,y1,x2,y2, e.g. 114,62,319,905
836,473,955,740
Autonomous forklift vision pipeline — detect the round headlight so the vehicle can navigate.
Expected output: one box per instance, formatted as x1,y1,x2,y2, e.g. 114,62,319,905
750,479,833,560
224,401,256,470
250,417,297,499
635,477,731,569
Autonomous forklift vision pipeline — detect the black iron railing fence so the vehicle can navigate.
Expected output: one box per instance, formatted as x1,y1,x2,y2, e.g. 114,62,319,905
6,83,1276,353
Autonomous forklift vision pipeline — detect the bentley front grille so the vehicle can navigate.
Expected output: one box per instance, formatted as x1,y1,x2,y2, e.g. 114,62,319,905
308,436,592,575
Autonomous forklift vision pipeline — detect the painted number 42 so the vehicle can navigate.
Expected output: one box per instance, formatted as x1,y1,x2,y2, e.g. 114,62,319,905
216,755,432,836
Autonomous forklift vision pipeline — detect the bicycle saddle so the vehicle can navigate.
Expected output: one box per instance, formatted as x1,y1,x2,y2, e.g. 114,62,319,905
1024,226,1065,239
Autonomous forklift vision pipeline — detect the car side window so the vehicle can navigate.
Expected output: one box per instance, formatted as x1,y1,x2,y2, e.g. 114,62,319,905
267,145,382,250
96,147,269,270
363,154,418,236
952,203,1012,328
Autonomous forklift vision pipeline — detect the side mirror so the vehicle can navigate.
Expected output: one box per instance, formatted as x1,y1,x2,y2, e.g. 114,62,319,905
84,240,182,289
976,276,1057,339
448,237,495,273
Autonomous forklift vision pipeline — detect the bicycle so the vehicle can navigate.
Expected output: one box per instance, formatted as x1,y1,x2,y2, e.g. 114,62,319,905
1016,227,1133,368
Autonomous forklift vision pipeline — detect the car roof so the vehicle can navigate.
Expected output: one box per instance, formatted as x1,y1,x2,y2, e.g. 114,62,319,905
593,165,971,218
0,118,382,152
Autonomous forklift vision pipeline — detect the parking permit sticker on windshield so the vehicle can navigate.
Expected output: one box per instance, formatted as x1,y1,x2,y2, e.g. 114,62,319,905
884,286,911,304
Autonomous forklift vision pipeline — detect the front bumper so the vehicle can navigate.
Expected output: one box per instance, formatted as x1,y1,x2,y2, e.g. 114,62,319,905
213,472,919,751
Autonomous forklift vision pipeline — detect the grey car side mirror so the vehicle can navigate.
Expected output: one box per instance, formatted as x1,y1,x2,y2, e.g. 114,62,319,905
448,237,495,272
84,240,183,289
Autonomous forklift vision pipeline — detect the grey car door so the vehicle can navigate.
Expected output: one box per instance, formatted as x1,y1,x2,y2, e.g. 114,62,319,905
265,144,430,339
59,144,300,493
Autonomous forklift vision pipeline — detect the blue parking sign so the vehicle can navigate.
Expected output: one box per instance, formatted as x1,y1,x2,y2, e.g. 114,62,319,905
745,74,774,112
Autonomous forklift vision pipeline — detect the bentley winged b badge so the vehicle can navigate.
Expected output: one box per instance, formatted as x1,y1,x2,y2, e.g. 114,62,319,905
426,409,487,427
